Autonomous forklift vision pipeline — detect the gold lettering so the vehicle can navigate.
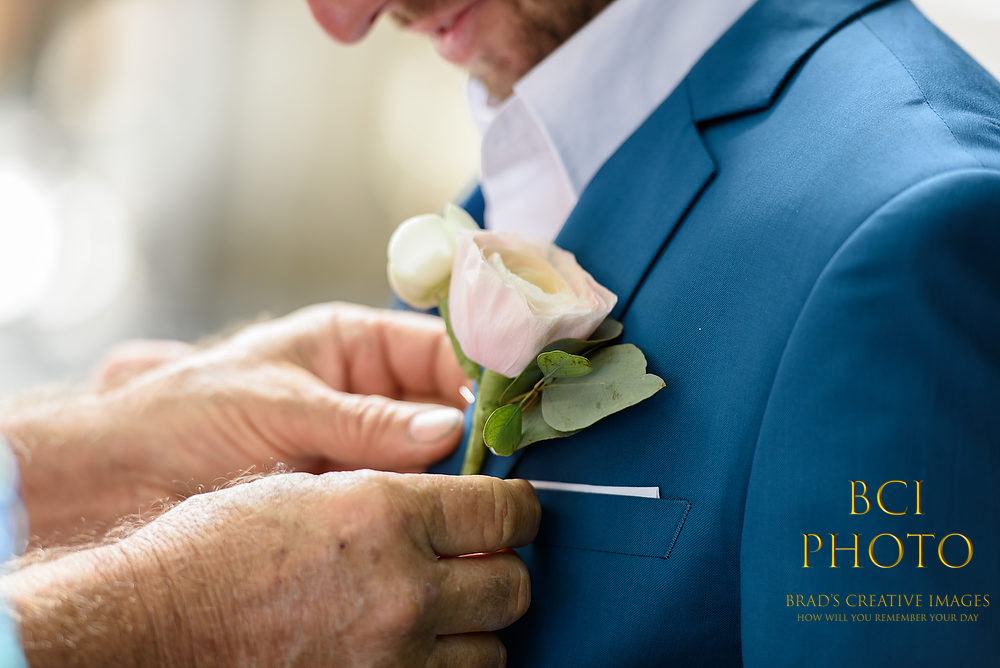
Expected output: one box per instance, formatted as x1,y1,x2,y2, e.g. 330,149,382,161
938,533,973,569
868,533,904,568
850,481,870,515
906,533,935,568
830,533,861,568
914,480,923,515
802,533,822,568
876,480,908,515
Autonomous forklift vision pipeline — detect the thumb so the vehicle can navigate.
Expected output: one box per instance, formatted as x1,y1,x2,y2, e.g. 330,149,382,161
295,391,466,471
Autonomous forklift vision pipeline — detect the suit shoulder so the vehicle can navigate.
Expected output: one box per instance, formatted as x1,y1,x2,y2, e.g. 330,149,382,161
808,168,1000,360
846,167,1000,258
857,1,1000,169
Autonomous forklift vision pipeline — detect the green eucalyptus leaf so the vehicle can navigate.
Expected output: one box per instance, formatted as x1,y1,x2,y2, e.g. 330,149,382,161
484,404,523,456
575,318,624,347
489,406,581,456
517,407,581,450
536,351,593,378
499,317,624,404
540,344,665,432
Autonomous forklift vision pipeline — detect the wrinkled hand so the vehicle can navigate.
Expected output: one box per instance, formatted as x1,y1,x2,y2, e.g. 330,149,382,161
109,302,469,474
92,338,198,391
5,471,540,667
4,303,470,541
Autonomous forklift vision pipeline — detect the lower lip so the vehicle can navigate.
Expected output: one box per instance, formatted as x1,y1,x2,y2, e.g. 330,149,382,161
431,0,485,65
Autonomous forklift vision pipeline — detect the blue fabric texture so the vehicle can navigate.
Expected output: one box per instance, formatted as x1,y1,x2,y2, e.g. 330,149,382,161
0,436,29,668
430,0,1000,664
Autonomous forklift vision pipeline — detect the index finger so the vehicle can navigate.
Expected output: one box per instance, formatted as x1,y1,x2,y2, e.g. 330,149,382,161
309,304,469,407
406,475,540,557
374,308,470,406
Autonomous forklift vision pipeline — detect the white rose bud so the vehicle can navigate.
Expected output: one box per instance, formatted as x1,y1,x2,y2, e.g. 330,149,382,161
387,204,479,309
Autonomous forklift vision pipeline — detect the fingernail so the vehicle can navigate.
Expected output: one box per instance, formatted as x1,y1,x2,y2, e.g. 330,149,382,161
408,408,463,444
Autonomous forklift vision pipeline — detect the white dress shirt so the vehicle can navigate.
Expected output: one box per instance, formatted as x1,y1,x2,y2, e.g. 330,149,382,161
472,0,757,240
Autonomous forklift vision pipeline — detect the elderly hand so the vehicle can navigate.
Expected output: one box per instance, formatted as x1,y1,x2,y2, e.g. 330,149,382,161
2,471,539,667
1,303,470,543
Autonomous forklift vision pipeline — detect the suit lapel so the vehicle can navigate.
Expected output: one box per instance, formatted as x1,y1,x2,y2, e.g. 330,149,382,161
554,0,894,322
471,0,892,480
478,84,716,480
688,0,892,122
555,82,715,321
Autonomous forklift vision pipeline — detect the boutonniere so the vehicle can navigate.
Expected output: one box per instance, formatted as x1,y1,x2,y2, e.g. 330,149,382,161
388,205,665,474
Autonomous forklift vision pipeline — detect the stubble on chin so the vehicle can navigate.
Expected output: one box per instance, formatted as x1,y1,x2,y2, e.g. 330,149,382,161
470,0,616,100
390,0,616,100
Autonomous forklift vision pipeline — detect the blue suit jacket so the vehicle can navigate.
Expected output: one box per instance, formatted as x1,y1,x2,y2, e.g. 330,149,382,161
431,0,1000,664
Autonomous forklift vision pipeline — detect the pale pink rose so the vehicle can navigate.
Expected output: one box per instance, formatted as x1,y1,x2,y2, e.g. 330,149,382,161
449,231,617,377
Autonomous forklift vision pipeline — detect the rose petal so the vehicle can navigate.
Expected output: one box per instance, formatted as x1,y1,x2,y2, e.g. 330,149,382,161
449,231,616,376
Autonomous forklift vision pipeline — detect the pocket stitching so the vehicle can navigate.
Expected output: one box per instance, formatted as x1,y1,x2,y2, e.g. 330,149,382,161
539,544,675,560
536,498,692,560
664,498,692,558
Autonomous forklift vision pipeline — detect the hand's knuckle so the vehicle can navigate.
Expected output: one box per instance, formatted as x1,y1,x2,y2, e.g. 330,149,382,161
485,479,517,548
381,598,423,635
479,560,529,629
355,476,411,537
337,395,395,449
375,578,432,635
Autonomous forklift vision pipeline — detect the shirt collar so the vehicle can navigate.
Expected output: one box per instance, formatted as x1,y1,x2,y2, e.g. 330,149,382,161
472,0,757,237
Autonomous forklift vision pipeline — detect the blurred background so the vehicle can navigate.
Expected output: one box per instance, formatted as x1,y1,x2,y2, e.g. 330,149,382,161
0,0,997,396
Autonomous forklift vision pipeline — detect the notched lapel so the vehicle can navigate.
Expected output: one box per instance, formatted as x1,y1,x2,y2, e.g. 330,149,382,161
471,0,893,481
555,83,716,322
552,0,894,326
476,86,715,481
688,0,891,122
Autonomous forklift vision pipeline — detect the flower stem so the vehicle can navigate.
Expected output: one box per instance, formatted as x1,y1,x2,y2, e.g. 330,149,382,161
508,372,555,408
460,369,511,475
438,296,482,383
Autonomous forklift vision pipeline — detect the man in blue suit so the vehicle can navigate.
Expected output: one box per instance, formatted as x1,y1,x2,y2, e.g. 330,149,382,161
311,0,1000,663
2,0,996,665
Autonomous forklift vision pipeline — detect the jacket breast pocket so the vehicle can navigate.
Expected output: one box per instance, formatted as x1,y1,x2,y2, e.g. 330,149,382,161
534,488,691,559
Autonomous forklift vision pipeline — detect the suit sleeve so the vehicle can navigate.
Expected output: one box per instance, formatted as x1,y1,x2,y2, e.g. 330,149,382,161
739,169,1000,666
